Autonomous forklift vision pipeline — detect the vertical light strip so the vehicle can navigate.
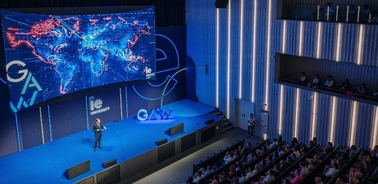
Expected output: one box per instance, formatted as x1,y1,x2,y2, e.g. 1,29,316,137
316,22,323,59
356,25,364,65
329,96,337,143
310,92,318,139
336,6,339,21
226,2,231,117
238,0,244,98
282,20,287,53
125,87,129,117
47,105,52,141
251,0,257,102
14,113,21,151
294,88,300,138
278,85,284,135
119,88,123,119
264,0,272,105
39,107,44,144
298,21,304,56
335,23,342,61
349,101,358,145
346,6,350,22
371,106,378,148
216,9,220,107
85,96,89,130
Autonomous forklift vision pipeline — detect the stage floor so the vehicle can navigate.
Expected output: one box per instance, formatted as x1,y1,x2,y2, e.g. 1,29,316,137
0,99,221,184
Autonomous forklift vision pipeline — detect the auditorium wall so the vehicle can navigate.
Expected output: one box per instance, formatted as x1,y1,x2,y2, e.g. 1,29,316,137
186,0,378,149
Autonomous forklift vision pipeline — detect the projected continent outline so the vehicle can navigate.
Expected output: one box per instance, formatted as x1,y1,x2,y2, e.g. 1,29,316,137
2,8,155,110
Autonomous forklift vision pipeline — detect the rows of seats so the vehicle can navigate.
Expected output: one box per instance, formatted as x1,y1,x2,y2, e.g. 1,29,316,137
188,138,378,184
324,146,363,183
199,139,277,184
220,140,289,184
241,141,305,183
247,141,320,184
296,144,341,183
192,139,246,174
329,147,378,184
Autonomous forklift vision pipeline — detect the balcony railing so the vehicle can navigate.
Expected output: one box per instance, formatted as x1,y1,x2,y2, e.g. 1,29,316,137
280,4,377,24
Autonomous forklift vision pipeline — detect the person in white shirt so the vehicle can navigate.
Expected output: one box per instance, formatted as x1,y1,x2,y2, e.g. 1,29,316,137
308,74,320,87
297,72,307,82
247,113,255,137
323,75,335,88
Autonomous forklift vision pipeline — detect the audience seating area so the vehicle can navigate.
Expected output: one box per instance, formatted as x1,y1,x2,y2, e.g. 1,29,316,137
192,139,246,174
280,77,378,103
185,137,378,184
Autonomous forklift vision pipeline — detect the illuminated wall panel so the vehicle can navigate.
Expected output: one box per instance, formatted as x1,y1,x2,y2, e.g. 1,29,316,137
186,0,378,148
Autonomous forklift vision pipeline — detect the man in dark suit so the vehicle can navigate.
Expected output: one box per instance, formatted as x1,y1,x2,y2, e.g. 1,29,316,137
93,118,106,152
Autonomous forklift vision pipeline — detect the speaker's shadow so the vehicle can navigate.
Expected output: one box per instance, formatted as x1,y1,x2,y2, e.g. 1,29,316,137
81,138,93,148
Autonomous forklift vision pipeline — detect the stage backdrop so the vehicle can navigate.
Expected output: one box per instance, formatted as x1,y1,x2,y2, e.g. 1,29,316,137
0,25,188,157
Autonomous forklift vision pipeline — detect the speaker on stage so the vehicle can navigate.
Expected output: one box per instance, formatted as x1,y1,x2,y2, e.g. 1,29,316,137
214,0,229,8
65,160,90,179
102,159,117,168
155,138,168,146
205,119,214,125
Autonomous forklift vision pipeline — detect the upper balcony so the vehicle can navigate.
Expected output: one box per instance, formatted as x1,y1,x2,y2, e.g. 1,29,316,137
278,1,378,24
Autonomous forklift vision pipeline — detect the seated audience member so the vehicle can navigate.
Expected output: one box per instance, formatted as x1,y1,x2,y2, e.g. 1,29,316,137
228,164,237,175
290,168,303,184
211,174,219,184
285,137,299,150
245,142,253,150
306,140,315,150
307,159,315,170
356,83,368,95
316,142,334,160
312,137,318,145
335,171,359,184
362,4,372,22
278,135,283,142
297,72,307,83
279,160,287,172
372,89,378,97
369,165,378,181
343,5,356,19
349,145,357,156
308,74,320,87
323,75,335,88
340,79,352,91
208,174,220,184
272,164,281,177
340,148,350,165
292,147,300,158
189,171,203,184
238,145,245,154
311,153,322,165
320,2,335,19
314,176,323,184
244,166,253,178
321,161,339,178
252,163,261,176
229,170,247,184
247,152,255,162
259,169,275,183
224,151,233,165
299,161,309,176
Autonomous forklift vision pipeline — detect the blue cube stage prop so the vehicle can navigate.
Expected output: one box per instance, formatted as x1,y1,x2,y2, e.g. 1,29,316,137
0,99,224,184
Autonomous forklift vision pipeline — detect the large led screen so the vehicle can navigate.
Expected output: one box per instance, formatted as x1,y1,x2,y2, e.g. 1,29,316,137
1,7,156,112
